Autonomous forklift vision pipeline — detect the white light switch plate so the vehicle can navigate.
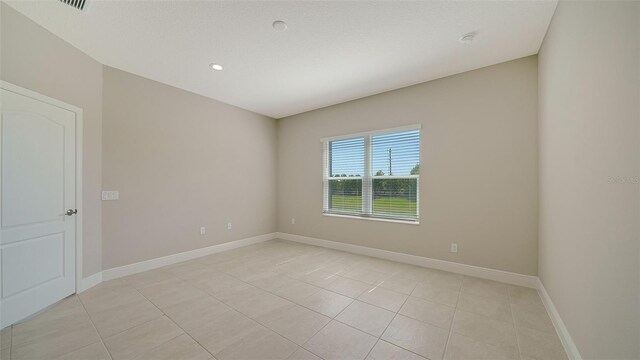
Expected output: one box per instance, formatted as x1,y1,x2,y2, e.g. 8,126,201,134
102,191,119,201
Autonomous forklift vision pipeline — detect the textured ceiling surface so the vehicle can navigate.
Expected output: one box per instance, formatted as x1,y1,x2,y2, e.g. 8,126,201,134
6,0,557,118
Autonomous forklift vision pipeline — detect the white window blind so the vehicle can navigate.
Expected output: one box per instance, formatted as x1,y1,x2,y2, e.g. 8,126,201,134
322,125,420,223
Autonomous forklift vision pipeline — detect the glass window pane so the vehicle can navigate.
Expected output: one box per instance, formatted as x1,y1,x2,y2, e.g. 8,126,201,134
371,130,420,176
330,137,364,177
328,178,362,213
372,178,417,218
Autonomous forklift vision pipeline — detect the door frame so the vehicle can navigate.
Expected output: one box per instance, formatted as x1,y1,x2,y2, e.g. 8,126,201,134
1,80,84,293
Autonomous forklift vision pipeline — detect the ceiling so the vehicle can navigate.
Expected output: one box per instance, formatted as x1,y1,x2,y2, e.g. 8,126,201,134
5,0,557,118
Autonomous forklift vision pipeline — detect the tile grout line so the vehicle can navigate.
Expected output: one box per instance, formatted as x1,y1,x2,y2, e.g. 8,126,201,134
76,295,116,360
60,243,542,360
79,284,168,339
209,251,456,360
208,260,356,321
10,294,115,358
298,316,333,359
263,263,390,358
248,252,371,357
379,293,433,359
361,285,414,360
441,281,463,360
297,286,431,359
86,273,209,357
507,288,524,360
387,280,461,360
222,269,354,344
451,280,533,358
130,284,217,359
178,259,360,359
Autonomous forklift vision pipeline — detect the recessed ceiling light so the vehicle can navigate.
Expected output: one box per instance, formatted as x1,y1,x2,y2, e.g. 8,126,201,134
210,63,223,71
459,32,476,44
272,20,287,31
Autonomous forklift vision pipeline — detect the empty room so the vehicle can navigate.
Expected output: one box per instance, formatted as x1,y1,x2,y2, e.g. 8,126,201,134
0,0,638,359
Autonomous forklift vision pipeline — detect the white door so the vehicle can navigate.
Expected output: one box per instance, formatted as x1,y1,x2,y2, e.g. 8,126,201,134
0,86,77,327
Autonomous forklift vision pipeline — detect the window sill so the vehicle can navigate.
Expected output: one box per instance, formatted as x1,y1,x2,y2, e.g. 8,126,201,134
322,212,419,225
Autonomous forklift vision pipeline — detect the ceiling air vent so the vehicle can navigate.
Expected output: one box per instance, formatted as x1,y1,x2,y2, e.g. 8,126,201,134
59,0,87,11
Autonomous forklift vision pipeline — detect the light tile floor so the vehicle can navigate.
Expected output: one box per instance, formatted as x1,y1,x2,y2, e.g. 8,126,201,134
0,240,567,360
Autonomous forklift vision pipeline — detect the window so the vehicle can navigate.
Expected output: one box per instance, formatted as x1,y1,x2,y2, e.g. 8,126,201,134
322,125,420,223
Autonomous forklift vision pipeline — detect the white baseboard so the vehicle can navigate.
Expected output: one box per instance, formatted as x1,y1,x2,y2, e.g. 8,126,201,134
275,232,539,288
276,232,577,359
102,233,277,281
76,230,577,360
537,279,582,360
78,272,103,293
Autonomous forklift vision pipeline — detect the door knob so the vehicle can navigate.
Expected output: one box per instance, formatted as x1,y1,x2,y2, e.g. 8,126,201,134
65,209,77,216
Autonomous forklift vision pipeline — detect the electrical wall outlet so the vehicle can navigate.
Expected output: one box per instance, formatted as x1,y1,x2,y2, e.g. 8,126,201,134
200,227,206,235
291,218,296,225
101,190,119,200
227,222,232,230
450,243,458,253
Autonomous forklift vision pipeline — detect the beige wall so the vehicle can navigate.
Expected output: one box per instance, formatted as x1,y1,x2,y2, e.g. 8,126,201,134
1,0,539,280
7,10,637,359
1,3,278,275
1,3,103,277
277,56,539,276
538,1,640,358
101,67,277,270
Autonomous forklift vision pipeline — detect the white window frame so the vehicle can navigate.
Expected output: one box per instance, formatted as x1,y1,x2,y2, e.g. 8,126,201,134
321,124,421,224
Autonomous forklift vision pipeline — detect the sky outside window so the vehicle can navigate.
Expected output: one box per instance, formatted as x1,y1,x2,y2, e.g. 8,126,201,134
329,137,364,176
329,130,420,177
